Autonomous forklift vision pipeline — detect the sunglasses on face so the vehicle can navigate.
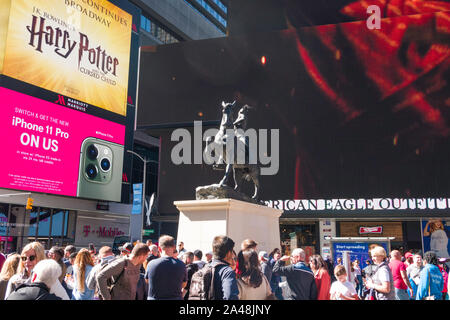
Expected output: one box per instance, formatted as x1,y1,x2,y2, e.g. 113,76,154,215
21,255,36,262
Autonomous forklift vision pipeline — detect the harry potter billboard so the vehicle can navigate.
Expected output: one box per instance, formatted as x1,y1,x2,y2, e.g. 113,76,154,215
1,0,131,115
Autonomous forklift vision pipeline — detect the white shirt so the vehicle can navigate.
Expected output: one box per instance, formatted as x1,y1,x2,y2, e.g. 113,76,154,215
330,280,357,300
178,248,187,260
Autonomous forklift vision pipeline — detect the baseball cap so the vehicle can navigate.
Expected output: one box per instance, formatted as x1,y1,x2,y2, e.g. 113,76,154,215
258,251,269,261
405,252,413,259
119,242,133,253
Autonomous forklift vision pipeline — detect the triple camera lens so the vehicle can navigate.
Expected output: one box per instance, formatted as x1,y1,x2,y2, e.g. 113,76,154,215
87,145,98,160
85,144,111,179
100,158,111,171
85,164,98,179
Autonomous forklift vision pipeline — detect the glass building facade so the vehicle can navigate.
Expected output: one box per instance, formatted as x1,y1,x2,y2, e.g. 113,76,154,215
0,203,76,254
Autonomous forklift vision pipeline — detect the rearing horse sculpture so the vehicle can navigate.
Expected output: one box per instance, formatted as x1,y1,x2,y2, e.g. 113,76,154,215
204,101,260,200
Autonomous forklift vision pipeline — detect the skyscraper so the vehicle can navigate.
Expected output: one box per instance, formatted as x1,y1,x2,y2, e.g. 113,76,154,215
130,0,228,46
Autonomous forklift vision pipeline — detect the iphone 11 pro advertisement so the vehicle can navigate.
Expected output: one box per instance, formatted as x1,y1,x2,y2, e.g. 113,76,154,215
0,0,133,202
0,87,125,201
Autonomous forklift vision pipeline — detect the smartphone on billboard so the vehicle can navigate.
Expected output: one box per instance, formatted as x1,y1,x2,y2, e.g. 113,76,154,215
77,137,124,202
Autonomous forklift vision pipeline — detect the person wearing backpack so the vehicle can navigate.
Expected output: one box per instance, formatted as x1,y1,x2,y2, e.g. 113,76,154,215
182,251,199,300
365,246,395,300
146,235,187,300
189,235,239,300
96,243,149,300
86,246,116,299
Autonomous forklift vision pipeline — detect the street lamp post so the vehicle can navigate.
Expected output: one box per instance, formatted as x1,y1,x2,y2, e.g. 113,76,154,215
127,150,147,242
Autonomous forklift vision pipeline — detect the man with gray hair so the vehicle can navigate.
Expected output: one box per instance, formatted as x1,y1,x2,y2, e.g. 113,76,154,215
272,248,318,300
7,259,62,300
148,244,160,262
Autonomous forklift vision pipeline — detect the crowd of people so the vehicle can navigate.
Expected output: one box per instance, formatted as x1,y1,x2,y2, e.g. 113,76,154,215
0,236,449,300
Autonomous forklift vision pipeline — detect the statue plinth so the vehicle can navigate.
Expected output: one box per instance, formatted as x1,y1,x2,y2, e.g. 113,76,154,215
195,184,261,204
174,199,283,256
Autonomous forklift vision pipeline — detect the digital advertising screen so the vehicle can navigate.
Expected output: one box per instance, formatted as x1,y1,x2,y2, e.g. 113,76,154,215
137,6,450,215
0,0,134,202
422,219,450,264
332,242,389,269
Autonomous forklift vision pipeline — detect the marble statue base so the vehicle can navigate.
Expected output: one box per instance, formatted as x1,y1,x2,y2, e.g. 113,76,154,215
174,199,283,256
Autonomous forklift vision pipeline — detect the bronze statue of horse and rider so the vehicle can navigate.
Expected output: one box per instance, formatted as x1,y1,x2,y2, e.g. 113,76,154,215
200,101,261,202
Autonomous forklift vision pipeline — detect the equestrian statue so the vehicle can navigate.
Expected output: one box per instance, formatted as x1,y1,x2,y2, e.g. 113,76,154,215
198,101,261,203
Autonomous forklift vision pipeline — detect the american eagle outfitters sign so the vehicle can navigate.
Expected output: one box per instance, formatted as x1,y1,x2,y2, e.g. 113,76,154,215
265,198,450,212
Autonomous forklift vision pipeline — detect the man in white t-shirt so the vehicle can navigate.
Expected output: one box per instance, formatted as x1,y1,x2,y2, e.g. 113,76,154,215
330,265,359,300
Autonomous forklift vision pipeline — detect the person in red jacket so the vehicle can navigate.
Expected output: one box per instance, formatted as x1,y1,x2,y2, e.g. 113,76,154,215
309,254,331,300
438,258,449,300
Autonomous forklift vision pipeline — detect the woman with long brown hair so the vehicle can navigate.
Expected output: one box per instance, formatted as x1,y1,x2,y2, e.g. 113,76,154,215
71,248,95,300
237,249,273,300
309,254,331,300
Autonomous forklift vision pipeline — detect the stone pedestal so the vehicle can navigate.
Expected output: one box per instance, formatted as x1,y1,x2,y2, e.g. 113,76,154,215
174,199,283,256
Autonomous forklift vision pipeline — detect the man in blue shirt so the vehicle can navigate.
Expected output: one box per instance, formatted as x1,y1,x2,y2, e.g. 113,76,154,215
210,235,239,300
146,235,187,300
416,251,444,300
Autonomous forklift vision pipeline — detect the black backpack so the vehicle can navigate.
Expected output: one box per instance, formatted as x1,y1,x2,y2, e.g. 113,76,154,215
188,262,225,300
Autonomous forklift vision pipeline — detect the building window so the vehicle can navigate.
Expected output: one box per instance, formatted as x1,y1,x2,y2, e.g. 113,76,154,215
183,0,227,33
194,0,227,27
140,14,181,44
211,0,227,14
0,204,76,253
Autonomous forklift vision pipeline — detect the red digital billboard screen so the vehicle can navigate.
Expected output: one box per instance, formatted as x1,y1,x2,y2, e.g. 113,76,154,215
137,8,450,214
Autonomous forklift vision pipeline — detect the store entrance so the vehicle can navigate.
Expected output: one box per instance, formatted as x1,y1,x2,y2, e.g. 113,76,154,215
280,221,319,261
